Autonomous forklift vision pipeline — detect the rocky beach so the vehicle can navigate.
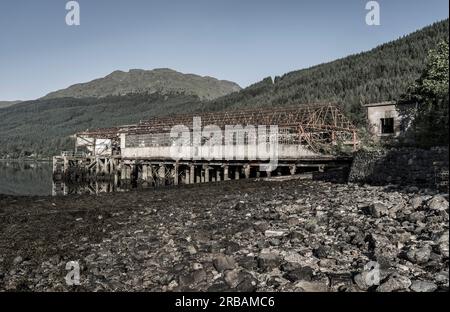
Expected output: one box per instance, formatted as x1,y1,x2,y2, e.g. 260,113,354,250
0,177,448,292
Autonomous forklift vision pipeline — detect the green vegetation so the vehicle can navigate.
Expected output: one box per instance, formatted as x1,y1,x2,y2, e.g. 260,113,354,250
205,20,449,124
0,19,448,158
0,101,22,109
0,93,204,158
400,40,449,147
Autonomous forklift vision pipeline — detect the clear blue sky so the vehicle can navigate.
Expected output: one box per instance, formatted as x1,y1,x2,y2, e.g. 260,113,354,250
0,0,448,101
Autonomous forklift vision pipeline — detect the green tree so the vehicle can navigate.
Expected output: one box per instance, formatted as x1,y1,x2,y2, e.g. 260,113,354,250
401,41,449,147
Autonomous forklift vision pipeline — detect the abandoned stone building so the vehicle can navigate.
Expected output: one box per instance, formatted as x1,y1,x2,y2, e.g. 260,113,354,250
363,101,416,140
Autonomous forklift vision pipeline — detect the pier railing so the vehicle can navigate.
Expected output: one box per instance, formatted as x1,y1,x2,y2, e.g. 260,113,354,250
61,151,86,158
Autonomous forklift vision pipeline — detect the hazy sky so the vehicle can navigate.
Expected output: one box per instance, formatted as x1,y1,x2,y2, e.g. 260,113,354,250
0,0,448,101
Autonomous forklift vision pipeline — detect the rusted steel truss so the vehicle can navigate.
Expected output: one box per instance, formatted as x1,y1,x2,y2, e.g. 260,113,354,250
134,103,355,131
75,103,358,153
77,127,121,139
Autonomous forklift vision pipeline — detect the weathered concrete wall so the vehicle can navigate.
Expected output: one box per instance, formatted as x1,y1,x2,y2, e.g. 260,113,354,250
349,146,449,189
121,144,318,160
367,104,401,137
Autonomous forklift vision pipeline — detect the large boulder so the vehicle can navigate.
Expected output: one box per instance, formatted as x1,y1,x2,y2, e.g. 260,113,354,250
427,196,449,211
410,196,426,210
283,266,314,282
257,253,282,272
376,273,411,292
361,202,389,218
406,246,432,264
213,254,236,272
410,280,438,292
295,280,328,292
436,233,449,258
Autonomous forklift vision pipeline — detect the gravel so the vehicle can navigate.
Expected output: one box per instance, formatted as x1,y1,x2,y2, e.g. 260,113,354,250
0,178,448,292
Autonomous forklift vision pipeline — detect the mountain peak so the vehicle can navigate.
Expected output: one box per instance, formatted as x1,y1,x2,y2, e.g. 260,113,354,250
42,68,241,100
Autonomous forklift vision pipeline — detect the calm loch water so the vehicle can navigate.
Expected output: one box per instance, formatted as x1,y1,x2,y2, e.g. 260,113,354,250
0,160,156,196
0,161,53,196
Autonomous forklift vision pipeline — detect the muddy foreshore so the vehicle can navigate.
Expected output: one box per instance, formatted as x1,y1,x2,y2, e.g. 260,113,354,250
0,177,448,292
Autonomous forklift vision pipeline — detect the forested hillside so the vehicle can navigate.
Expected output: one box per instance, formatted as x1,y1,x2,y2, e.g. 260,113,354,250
0,19,448,158
0,101,21,109
204,19,449,122
0,93,204,158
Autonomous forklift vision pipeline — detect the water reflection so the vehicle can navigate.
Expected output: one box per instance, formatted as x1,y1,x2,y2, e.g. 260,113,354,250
52,180,158,196
0,161,53,196
0,160,159,197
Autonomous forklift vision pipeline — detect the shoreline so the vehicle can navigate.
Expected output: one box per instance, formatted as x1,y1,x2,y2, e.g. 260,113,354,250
0,158,52,162
0,178,448,292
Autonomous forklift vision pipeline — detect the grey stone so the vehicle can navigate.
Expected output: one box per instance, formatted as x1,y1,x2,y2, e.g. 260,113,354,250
434,270,449,284
13,256,23,265
287,216,300,226
318,259,337,268
408,211,426,223
406,246,431,264
178,273,195,287
224,270,257,291
192,270,207,284
224,269,240,288
367,233,399,261
187,245,197,255
410,280,438,292
257,253,281,271
213,255,236,272
268,238,281,246
354,272,373,291
427,196,449,211
369,202,389,218
436,233,449,257
376,273,411,292
235,275,257,292
2,171,448,292
253,221,269,232
312,246,328,259
264,230,285,237
283,266,313,282
410,196,425,210
295,281,328,292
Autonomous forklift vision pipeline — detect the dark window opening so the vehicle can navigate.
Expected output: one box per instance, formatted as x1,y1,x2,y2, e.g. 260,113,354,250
381,118,394,134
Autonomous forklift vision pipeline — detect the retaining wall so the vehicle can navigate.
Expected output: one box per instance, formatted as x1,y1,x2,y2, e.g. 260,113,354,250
349,146,449,190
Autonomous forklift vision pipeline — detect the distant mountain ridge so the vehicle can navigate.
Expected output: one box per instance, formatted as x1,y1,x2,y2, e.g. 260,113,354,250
0,101,22,109
42,68,241,101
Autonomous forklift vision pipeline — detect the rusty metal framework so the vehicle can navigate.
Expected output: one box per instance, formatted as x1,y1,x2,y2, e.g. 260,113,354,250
76,127,121,139
135,103,354,130
75,103,358,153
